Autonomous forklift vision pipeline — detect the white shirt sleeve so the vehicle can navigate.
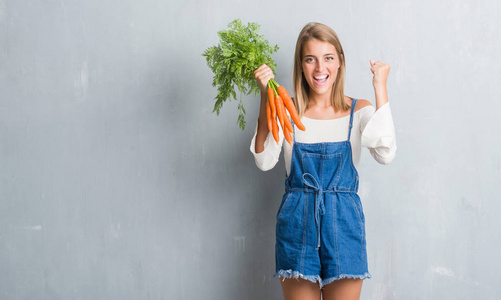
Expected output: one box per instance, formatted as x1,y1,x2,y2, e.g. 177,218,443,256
359,102,397,164
249,122,284,171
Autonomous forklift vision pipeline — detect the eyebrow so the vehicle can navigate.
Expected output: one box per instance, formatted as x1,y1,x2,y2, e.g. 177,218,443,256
303,53,336,57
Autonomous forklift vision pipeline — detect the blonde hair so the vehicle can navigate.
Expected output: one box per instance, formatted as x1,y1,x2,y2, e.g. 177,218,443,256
293,22,349,116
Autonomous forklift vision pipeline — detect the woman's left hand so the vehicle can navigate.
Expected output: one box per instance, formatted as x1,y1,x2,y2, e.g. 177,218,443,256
370,59,390,88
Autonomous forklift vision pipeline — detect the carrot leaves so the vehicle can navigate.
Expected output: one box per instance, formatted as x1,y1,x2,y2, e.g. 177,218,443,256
203,19,279,130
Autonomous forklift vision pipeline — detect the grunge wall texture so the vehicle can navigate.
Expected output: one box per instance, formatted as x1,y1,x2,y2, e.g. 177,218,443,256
1,0,500,299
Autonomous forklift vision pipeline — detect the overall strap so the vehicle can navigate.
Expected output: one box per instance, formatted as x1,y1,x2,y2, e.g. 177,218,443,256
347,99,358,142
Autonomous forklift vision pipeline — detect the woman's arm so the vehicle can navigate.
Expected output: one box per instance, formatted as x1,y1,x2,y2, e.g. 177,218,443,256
254,90,270,153
249,64,283,171
360,59,396,164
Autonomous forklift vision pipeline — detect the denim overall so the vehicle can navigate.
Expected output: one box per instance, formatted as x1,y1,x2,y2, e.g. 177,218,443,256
274,99,371,287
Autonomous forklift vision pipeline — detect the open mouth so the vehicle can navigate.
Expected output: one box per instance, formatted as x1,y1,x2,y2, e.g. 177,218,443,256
313,75,329,85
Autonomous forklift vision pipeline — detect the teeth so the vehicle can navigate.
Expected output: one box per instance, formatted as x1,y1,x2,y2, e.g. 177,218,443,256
314,75,328,80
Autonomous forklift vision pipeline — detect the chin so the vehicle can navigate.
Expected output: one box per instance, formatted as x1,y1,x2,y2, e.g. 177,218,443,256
312,85,333,96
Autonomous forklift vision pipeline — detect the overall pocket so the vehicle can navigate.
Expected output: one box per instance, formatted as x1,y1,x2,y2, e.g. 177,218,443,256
276,192,305,245
276,192,293,221
301,153,342,190
347,193,365,234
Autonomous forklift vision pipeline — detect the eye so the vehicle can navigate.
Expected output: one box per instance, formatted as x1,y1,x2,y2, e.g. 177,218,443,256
326,56,335,61
304,57,315,63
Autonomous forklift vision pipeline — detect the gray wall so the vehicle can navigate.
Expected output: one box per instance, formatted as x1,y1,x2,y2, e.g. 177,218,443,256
1,0,500,299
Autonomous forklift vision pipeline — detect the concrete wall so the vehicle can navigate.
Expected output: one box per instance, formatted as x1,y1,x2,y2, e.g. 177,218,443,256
1,0,500,299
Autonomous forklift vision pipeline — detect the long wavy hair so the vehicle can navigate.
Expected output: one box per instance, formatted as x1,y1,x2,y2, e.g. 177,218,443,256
293,22,349,116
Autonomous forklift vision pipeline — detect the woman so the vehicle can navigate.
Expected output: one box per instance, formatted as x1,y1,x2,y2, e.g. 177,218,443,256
251,22,396,300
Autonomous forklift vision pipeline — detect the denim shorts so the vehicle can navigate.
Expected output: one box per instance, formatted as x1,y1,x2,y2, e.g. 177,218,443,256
274,189,371,288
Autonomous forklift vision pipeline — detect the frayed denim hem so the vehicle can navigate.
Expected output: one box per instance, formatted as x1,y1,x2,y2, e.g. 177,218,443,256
273,269,322,286
322,272,372,287
274,270,371,288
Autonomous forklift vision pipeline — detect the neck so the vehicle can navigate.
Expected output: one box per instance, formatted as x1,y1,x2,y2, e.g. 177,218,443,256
307,93,331,108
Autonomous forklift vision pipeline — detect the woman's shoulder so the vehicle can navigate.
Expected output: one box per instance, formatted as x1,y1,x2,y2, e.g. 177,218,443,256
354,98,373,112
346,97,373,112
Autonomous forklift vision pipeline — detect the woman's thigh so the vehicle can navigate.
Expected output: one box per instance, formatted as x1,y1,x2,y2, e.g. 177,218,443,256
280,278,321,300
322,278,363,300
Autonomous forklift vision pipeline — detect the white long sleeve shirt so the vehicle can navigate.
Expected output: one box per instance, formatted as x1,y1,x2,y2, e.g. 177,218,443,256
250,102,397,175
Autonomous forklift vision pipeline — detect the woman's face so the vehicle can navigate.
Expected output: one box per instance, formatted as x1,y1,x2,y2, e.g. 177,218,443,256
301,38,341,98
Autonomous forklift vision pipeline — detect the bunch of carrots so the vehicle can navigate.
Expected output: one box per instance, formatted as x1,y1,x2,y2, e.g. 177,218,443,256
266,79,305,145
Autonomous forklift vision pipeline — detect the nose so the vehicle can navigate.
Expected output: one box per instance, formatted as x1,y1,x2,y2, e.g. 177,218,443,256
315,60,325,72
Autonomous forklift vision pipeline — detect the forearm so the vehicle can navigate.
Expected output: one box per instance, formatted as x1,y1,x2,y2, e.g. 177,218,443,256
373,84,388,111
254,90,269,153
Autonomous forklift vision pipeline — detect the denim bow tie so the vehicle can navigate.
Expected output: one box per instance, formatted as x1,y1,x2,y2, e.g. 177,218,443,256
302,173,326,250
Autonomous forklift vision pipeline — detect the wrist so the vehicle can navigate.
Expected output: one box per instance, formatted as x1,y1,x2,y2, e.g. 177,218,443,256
373,83,387,90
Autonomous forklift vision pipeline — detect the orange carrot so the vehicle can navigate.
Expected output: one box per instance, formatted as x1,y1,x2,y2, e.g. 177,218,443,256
283,125,293,146
275,95,285,130
283,111,293,133
277,85,305,131
267,87,276,119
279,96,291,132
271,114,279,143
266,101,272,132
276,93,291,132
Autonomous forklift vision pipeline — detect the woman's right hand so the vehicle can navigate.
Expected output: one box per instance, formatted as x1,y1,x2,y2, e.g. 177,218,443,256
253,64,275,93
